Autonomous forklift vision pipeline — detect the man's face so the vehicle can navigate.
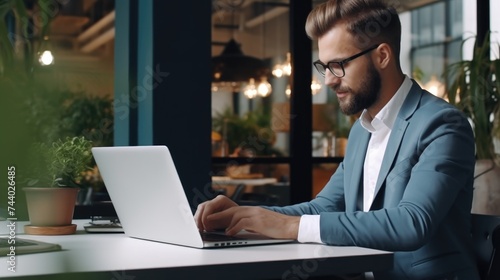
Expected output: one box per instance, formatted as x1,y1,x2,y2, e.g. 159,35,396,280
317,25,381,115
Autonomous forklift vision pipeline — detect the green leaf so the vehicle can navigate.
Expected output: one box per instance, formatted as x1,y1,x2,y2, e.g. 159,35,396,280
444,32,500,160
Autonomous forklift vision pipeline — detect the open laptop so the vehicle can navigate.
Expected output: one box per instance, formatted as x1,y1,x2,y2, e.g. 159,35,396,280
91,145,294,248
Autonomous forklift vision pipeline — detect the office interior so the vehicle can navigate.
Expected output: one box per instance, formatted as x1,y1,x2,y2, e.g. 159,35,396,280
1,0,500,279
2,0,500,216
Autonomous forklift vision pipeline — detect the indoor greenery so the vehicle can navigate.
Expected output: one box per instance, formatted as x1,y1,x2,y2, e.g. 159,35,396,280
1,0,55,219
26,136,93,188
444,33,500,162
0,0,53,76
212,107,283,156
25,89,114,146
2,0,114,147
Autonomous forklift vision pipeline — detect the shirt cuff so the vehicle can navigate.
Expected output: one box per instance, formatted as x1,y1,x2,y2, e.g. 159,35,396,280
297,215,323,243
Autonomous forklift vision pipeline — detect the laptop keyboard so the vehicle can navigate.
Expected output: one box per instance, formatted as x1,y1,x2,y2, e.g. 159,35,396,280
200,232,244,242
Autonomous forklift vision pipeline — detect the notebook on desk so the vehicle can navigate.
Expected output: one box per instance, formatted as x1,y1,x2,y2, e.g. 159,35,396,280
0,237,61,255
92,145,294,249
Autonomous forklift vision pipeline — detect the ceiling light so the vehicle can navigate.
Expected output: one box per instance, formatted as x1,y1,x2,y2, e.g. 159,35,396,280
257,77,272,97
311,77,322,95
39,50,54,66
212,39,267,92
272,52,291,78
243,78,258,99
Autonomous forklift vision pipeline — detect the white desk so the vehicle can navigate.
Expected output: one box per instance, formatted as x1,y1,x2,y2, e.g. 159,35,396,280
0,220,393,279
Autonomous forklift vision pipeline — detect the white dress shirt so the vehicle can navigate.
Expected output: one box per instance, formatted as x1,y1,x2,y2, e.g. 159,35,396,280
297,76,413,243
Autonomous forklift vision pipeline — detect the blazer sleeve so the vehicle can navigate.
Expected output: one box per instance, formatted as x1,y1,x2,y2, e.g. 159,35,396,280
263,161,347,215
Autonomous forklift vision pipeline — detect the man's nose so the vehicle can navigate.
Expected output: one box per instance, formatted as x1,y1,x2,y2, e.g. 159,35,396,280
324,70,341,87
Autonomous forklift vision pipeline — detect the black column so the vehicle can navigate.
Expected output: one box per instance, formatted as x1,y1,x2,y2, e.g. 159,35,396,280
128,0,138,146
289,0,313,204
476,0,490,48
151,0,212,211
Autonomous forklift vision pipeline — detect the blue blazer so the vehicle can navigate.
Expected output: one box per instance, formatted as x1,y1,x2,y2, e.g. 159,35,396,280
269,82,480,279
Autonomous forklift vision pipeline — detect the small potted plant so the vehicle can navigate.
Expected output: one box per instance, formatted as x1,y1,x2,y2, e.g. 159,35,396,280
23,136,93,235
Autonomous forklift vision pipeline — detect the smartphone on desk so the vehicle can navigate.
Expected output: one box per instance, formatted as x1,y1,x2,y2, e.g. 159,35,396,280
84,216,124,233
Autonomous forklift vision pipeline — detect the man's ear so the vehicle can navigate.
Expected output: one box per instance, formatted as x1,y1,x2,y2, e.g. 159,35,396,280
373,43,391,70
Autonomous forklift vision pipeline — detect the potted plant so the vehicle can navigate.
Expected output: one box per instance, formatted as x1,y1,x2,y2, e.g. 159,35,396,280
23,136,93,235
212,107,282,157
444,33,500,215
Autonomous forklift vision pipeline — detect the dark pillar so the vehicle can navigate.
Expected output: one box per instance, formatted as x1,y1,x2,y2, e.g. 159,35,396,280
289,0,313,204
476,0,490,48
151,0,212,211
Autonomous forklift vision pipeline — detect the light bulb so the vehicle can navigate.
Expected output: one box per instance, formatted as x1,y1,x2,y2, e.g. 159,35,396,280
283,52,292,76
283,63,292,76
311,77,322,95
243,78,258,99
272,64,283,78
39,50,54,66
257,78,272,97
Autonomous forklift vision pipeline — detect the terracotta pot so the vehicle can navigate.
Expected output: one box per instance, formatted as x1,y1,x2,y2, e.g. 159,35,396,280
472,159,500,215
23,187,80,226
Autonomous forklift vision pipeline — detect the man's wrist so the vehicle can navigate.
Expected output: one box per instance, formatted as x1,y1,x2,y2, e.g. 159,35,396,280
287,216,300,239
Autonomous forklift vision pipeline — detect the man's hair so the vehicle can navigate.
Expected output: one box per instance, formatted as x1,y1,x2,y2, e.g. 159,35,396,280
306,0,401,63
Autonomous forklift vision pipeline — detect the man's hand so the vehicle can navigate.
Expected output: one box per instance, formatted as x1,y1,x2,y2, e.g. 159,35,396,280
194,195,238,231
215,206,300,239
194,195,300,240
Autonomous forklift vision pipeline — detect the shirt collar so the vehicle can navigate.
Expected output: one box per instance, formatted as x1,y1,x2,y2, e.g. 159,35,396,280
360,75,413,133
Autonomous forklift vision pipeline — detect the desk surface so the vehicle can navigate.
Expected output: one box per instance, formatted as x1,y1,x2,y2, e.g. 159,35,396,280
0,220,393,279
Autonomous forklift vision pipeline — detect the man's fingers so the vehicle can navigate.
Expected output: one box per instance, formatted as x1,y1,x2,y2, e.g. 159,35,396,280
224,207,259,235
205,207,238,231
226,216,254,236
197,196,240,231
194,202,206,230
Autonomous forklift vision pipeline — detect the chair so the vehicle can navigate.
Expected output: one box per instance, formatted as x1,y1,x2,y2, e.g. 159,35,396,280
470,213,500,280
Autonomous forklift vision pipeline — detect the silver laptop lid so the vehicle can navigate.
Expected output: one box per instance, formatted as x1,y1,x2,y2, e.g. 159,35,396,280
92,146,204,248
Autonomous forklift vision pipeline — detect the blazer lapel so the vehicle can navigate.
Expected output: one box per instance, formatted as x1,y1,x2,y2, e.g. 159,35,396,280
346,129,370,212
371,82,422,207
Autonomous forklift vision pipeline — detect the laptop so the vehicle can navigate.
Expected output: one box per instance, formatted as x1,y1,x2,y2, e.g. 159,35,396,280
91,145,294,248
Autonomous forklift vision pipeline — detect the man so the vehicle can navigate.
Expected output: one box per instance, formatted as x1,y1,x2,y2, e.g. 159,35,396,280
195,0,480,279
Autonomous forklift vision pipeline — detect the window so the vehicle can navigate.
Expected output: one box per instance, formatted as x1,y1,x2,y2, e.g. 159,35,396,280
411,0,463,94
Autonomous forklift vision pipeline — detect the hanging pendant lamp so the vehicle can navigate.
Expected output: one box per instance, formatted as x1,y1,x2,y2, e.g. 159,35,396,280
212,39,267,89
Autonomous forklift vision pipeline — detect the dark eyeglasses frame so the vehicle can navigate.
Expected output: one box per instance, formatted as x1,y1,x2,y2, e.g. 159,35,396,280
313,44,380,78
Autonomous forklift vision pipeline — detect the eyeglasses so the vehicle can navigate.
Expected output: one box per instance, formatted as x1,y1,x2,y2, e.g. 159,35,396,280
313,44,380,78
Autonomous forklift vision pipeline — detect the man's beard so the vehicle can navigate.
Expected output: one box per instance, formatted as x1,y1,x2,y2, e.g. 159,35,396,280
335,62,381,115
